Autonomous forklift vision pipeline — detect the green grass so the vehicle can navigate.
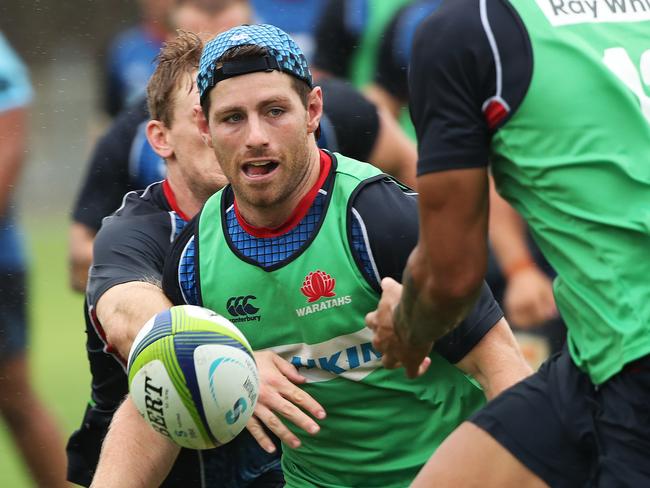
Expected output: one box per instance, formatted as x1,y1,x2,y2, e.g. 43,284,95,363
0,216,89,487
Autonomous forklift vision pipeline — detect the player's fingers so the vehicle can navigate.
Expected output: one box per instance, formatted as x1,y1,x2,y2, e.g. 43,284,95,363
381,352,401,369
365,310,377,329
254,403,302,449
273,355,307,384
282,385,326,420
246,415,277,453
264,390,321,436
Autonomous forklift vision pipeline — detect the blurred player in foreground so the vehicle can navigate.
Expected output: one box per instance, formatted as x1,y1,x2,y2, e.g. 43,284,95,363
161,23,530,487
368,1,650,486
0,32,69,488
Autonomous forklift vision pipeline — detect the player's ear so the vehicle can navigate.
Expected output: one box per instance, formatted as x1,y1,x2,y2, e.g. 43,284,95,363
306,86,323,135
194,105,213,148
146,120,173,159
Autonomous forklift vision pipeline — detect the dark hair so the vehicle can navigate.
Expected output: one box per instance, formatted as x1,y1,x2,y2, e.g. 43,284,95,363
147,30,203,126
200,43,311,120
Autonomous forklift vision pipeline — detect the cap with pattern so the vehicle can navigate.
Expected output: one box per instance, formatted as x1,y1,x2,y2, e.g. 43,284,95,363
198,24,312,105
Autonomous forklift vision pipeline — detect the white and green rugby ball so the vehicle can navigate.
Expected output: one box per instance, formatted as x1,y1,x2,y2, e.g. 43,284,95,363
127,305,259,449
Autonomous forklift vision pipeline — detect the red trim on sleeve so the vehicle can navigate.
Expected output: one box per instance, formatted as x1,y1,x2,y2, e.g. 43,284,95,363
162,179,191,222
484,99,509,130
234,150,332,238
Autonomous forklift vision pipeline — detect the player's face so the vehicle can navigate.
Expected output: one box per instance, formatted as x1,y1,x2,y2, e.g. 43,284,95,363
201,71,322,210
168,75,227,202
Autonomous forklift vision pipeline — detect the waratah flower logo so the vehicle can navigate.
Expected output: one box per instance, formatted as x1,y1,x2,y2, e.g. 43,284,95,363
300,270,336,303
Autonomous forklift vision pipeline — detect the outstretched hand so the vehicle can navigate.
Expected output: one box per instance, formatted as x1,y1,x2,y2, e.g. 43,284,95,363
365,277,433,379
247,350,326,452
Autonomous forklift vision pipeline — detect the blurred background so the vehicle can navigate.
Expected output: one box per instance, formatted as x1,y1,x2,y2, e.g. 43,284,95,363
1,2,140,485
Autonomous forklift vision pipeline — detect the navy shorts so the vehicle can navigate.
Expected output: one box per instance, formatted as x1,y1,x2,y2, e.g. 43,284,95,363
0,270,28,363
471,348,650,487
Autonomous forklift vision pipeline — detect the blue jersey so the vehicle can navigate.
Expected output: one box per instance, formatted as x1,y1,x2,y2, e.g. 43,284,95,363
251,0,328,60
0,32,32,271
104,26,163,117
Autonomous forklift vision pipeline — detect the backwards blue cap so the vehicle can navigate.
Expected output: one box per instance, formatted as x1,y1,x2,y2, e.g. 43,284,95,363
198,24,312,105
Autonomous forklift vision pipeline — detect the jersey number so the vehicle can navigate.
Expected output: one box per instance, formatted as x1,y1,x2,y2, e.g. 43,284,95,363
603,47,650,124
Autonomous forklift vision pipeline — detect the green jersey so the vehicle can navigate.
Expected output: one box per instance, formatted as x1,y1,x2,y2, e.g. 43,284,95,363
491,1,650,384
194,154,485,487
348,0,414,88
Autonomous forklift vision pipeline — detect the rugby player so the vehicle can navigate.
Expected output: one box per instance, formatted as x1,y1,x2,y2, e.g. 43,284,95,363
368,1,650,486
0,31,68,488
70,32,322,487
162,24,531,486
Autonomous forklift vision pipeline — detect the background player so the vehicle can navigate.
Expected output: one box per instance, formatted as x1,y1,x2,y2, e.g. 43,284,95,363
369,1,650,486
0,31,69,488
162,24,531,486
103,0,175,118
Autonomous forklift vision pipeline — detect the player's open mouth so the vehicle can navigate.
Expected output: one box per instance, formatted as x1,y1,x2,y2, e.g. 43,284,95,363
242,160,279,178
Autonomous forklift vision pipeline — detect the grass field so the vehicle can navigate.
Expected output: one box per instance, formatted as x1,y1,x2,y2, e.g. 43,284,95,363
0,215,89,487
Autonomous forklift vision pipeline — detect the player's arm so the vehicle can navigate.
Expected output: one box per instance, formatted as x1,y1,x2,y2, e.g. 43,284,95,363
369,107,417,188
0,105,28,217
91,396,179,488
69,108,135,292
454,317,532,400
69,222,97,293
398,167,489,347
488,178,557,328
96,281,169,359
319,78,416,187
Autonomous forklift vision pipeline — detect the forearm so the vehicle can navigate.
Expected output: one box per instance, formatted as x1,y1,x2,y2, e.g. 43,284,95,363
488,177,534,274
68,222,96,292
394,255,481,345
96,281,172,359
456,319,532,400
369,108,417,188
91,396,180,488
0,107,28,216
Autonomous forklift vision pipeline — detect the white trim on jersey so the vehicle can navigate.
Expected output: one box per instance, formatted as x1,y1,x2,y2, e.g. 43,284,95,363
351,207,381,285
480,0,511,114
168,211,177,243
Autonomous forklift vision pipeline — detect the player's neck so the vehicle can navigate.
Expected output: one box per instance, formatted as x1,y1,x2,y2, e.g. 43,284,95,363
235,146,323,231
165,173,206,221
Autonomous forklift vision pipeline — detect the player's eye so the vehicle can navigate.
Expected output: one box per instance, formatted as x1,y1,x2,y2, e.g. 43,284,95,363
268,107,284,117
224,113,243,123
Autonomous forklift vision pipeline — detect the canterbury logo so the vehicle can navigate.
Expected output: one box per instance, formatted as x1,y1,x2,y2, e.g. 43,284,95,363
301,270,336,303
227,296,259,317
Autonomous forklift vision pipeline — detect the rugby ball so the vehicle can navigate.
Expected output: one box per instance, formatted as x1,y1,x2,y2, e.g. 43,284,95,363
127,305,258,449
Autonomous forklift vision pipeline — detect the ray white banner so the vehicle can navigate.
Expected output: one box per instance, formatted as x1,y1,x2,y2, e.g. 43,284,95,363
535,0,650,25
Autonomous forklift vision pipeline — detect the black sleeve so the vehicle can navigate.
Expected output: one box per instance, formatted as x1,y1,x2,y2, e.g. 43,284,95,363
162,216,199,306
313,0,358,77
86,210,172,307
350,176,419,288
351,177,503,363
320,78,379,161
433,282,503,363
72,104,144,231
408,0,532,175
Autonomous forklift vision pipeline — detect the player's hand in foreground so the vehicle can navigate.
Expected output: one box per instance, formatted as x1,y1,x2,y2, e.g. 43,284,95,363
247,351,326,452
366,277,433,379
505,266,558,329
